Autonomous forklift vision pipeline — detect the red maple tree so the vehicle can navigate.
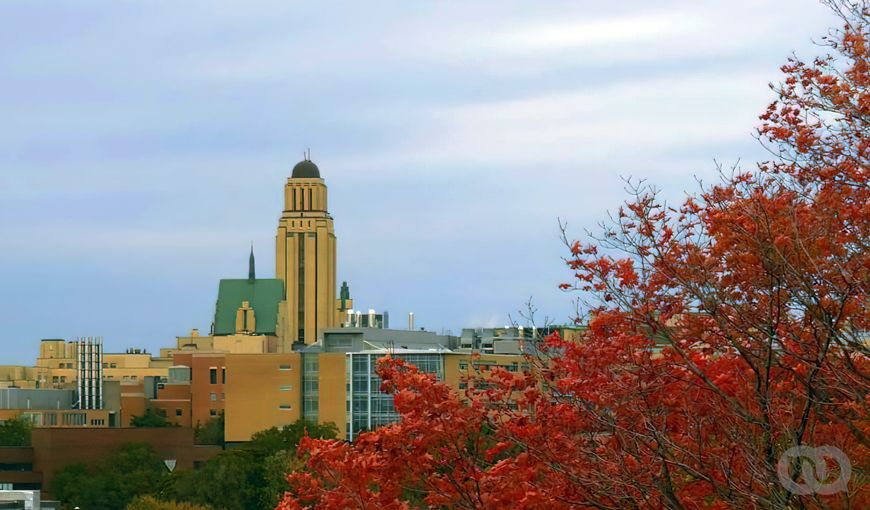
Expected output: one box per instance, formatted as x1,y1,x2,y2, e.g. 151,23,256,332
278,2,869,508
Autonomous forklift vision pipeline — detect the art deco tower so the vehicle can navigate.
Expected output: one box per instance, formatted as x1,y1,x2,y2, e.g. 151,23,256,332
275,158,337,345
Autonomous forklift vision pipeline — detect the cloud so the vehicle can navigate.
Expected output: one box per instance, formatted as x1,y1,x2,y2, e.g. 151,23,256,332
0,0,842,362
490,13,708,52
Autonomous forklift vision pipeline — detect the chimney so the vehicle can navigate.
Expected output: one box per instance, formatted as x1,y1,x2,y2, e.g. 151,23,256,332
408,312,415,331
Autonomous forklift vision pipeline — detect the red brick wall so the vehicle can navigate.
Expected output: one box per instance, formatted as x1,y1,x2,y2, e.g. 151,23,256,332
31,427,220,496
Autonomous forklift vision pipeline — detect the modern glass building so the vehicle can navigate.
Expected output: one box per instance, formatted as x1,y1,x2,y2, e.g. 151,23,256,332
346,350,445,441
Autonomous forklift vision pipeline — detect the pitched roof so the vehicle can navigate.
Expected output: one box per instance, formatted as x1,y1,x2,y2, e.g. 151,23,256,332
213,279,284,336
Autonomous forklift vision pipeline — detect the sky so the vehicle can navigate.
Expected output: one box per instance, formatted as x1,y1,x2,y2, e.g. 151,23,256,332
0,1,842,364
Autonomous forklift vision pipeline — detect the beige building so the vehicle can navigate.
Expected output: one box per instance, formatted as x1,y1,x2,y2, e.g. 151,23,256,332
1,159,575,444
224,353,302,442
167,159,353,358
275,158,351,346
161,328,277,358
0,339,170,391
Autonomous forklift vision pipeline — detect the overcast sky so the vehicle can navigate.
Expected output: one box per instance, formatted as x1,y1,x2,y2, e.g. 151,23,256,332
0,1,840,363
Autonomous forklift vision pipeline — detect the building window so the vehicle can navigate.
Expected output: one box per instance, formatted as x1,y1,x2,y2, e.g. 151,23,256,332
221,393,225,400
209,368,217,384
62,413,86,426
209,409,218,417
279,404,292,411
302,354,319,422
222,367,226,384
21,413,42,426
175,408,183,417
90,419,105,426
210,392,217,401
279,364,291,371
110,363,117,368
280,385,293,391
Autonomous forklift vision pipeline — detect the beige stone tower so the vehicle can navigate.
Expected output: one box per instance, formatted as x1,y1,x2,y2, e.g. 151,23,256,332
275,157,337,345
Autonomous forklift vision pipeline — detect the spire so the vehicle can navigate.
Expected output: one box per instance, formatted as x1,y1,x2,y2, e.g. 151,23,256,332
248,244,256,281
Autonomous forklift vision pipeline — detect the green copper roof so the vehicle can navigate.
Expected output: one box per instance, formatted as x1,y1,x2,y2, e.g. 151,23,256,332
213,279,284,336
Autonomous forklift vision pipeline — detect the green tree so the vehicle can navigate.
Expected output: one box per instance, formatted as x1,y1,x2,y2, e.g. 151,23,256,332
126,495,212,510
262,450,308,510
193,412,224,446
53,443,168,510
247,420,337,455
130,408,174,428
0,417,31,446
163,420,338,510
163,449,267,510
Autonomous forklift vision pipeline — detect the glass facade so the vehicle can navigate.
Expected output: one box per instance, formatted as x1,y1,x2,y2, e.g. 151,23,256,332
346,352,443,441
302,354,319,422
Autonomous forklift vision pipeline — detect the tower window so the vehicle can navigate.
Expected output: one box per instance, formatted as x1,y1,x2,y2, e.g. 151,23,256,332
298,235,305,340
209,368,217,384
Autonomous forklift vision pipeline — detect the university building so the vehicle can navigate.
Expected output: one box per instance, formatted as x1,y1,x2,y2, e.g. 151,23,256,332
1,157,574,497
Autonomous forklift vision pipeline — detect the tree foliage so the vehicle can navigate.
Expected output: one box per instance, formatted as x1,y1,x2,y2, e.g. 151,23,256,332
278,3,870,509
53,443,167,510
126,495,212,510
0,416,31,446
131,408,175,428
194,412,225,446
248,421,338,455
163,420,338,510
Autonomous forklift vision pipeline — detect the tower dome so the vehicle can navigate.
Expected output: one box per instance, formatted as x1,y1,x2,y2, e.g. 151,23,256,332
292,159,320,179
